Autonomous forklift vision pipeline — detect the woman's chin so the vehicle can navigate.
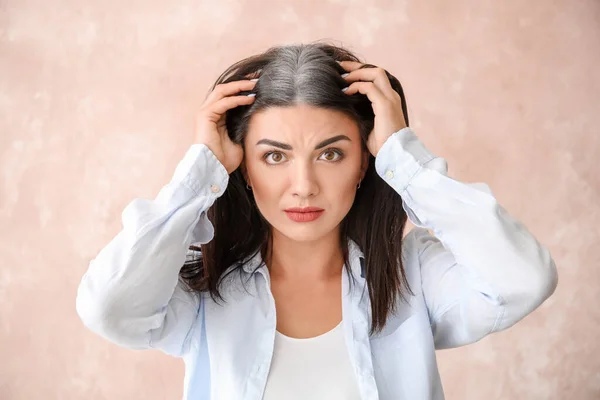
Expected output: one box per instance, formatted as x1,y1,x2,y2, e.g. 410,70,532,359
272,222,334,243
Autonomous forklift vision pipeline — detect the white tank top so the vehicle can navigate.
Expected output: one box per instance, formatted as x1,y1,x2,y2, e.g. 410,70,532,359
262,321,361,399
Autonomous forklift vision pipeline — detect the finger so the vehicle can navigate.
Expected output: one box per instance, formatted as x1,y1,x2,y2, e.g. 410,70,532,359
337,60,364,72
205,94,256,119
206,80,258,103
244,70,261,80
343,81,388,110
342,67,397,99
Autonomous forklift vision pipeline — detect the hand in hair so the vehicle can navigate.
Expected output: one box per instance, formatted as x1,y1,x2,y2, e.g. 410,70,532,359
339,61,408,157
195,79,258,174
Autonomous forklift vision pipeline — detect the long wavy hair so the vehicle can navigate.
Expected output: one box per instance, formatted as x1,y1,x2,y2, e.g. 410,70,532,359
180,41,413,335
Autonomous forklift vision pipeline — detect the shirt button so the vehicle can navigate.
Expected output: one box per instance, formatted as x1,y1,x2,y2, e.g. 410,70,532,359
210,184,220,193
385,170,394,179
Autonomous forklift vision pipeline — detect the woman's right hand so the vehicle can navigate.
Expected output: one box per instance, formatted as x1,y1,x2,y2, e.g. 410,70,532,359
195,79,257,174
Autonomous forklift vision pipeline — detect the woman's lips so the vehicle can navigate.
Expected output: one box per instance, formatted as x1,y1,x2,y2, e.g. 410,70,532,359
284,208,325,222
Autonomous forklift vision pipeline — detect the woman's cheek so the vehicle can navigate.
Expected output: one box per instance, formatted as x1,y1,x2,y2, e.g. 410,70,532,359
252,171,284,211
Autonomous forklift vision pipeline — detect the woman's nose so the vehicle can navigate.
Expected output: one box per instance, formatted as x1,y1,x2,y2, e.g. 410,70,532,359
290,161,319,198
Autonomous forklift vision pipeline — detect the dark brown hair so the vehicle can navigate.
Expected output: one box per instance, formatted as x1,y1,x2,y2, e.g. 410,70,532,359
180,41,413,335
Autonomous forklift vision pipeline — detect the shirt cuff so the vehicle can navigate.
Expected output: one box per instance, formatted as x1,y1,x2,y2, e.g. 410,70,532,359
172,144,230,200
375,127,448,194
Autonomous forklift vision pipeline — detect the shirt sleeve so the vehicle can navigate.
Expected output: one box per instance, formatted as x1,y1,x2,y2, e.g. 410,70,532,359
375,127,559,350
75,144,229,357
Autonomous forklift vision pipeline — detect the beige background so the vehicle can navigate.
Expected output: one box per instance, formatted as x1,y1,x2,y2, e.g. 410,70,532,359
1,0,599,399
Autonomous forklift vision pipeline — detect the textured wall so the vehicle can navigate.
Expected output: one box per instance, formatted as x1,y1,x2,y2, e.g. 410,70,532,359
1,0,598,399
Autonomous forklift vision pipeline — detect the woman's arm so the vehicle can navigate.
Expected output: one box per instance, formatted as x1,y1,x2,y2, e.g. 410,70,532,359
376,127,558,350
75,144,228,357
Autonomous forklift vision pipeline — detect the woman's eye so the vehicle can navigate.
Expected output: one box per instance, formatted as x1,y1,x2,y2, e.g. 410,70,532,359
264,152,287,164
319,149,343,162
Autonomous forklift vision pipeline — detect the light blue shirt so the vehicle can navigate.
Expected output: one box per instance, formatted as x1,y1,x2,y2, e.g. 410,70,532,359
76,127,558,399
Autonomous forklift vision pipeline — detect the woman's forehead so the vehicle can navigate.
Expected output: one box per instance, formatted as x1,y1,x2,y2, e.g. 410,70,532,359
246,105,360,145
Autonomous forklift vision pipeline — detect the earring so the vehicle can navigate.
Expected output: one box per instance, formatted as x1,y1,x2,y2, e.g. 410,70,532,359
357,181,361,189
246,184,252,191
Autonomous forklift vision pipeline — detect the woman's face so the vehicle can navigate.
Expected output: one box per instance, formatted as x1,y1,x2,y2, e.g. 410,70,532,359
243,104,368,243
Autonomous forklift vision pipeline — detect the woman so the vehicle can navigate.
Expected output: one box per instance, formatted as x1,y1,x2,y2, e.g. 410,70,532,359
76,42,558,399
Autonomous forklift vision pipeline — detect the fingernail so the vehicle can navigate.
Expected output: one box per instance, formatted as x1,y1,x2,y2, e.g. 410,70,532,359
250,78,259,82
342,87,349,92
341,73,349,78
247,93,256,97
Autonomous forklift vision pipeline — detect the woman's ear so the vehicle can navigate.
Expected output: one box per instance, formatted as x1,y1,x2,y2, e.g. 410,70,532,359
360,149,369,181
240,158,251,186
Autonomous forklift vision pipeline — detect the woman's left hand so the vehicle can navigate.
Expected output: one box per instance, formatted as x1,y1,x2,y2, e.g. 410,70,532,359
339,61,407,157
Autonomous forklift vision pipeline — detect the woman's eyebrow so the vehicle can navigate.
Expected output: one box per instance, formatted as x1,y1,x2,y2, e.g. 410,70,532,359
315,135,351,149
255,139,292,150
255,135,351,150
